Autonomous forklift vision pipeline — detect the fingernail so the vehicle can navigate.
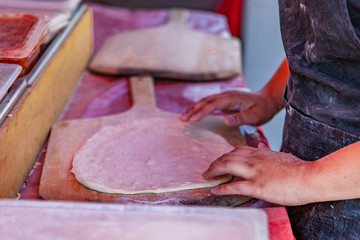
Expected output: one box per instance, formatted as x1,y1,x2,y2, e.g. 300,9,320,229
211,187,220,194
189,115,198,122
225,116,236,125
179,114,186,121
258,142,268,149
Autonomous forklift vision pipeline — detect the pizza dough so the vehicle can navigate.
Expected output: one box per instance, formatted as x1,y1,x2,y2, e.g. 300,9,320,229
71,118,234,194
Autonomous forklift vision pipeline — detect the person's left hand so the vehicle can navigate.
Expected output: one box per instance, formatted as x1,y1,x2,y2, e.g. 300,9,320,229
203,144,312,206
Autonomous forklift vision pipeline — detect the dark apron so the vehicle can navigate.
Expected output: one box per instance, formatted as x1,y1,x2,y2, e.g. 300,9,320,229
278,0,360,239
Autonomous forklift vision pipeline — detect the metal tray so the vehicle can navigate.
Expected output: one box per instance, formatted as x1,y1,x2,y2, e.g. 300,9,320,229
0,200,269,240
0,0,81,12
0,4,87,125
0,63,22,103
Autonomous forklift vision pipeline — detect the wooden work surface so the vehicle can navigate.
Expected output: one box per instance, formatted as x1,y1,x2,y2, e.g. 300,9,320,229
39,76,250,205
0,7,93,198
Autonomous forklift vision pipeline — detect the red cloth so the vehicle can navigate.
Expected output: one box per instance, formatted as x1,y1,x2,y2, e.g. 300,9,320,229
217,0,243,37
19,4,294,239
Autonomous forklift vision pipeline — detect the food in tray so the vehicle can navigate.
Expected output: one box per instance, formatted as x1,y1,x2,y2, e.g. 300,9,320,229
0,8,71,44
0,13,46,75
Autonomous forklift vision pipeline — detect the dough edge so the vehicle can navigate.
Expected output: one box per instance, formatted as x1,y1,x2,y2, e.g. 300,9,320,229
71,118,235,195
73,174,233,195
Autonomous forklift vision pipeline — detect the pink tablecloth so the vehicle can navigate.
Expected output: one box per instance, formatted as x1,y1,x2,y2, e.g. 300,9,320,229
19,4,294,239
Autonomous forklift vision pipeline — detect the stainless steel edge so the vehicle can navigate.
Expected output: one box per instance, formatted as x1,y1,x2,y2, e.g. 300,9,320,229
26,4,87,86
0,4,87,126
0,78,27,125
0,64,22,103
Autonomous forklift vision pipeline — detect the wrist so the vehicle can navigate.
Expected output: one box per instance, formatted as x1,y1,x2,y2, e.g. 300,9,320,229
296,160,323,204
257,58,289,114
299,158,342,204
257,88,284,114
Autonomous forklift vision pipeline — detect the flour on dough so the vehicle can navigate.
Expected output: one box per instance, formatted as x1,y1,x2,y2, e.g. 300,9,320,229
71,118,233,194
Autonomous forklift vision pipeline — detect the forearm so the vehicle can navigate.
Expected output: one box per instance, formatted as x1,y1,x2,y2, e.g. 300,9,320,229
258,58,289,113
303,141,360,203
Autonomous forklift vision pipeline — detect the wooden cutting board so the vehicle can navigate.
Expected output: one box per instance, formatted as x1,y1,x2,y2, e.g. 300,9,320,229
88,8,241,81
39,75,250,206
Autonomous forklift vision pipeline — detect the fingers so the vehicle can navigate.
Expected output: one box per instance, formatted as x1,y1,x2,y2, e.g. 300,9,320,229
223,112,246,126
180,92,244,123
257,142,269,149
202,159,253,180
202,150,256,180
202,146,268,180
210,181,258,198
231,146,258,155
180,98,219,122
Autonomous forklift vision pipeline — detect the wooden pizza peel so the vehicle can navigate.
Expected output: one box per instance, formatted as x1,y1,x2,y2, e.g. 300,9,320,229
88,8,241,81
39,75,251,206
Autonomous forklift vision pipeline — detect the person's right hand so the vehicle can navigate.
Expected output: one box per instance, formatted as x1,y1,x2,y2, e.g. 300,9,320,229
180,90,279,127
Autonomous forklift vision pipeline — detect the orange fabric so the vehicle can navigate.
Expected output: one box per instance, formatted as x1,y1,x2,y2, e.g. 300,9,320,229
278,58,290,78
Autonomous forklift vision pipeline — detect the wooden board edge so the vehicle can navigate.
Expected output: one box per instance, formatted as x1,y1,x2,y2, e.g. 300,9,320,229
0,8,93,198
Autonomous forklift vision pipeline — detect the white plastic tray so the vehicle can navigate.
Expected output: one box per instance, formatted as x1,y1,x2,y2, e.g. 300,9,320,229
0,200,269,240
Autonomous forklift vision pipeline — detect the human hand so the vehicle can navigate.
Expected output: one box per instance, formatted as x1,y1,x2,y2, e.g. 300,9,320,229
202,144,312,206
180,90,278,127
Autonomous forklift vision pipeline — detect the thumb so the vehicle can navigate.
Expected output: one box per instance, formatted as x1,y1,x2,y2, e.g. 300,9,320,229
223,113,245,126
258,142,269,149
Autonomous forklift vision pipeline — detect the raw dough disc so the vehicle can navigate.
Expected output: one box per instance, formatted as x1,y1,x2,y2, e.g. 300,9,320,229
71,118,234,194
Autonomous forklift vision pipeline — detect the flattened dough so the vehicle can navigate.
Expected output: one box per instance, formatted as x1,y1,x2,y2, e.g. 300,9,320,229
71,118,234,194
